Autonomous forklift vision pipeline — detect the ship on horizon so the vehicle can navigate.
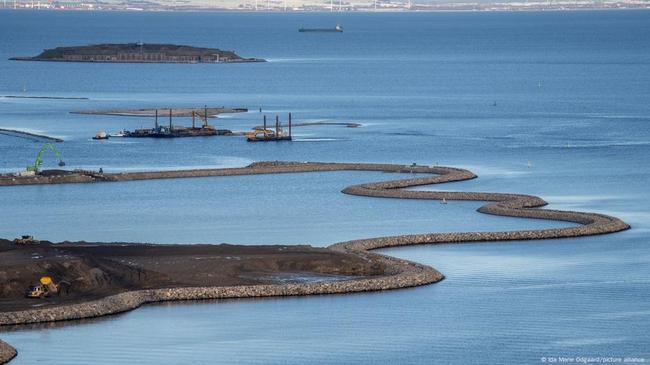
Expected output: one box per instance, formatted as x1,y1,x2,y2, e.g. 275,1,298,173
299,24,343,33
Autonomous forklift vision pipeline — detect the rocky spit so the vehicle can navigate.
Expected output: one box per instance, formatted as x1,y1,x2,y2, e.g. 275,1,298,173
0,341,16,364
0,161,630,364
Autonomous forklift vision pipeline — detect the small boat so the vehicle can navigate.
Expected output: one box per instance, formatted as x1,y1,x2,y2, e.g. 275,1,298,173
441,198,448,205
92,131,109,140
299,24,343,33
110,130,127,138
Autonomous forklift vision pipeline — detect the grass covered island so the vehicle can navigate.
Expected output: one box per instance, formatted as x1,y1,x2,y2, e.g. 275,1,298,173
10,43,266,63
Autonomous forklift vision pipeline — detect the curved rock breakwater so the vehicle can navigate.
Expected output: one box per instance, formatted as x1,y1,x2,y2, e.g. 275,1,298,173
0,341,16,364
0,161,629,363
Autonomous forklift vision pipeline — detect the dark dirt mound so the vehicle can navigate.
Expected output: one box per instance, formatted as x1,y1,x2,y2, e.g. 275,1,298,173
0,239,385,313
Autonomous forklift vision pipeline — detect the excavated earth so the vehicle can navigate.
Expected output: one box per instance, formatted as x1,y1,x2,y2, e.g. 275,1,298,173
0,161,630,364
0,240,384,314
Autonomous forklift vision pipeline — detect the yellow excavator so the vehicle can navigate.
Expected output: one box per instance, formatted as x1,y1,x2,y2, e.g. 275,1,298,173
191,109,216,130
245,128,277,141
26,276,60,298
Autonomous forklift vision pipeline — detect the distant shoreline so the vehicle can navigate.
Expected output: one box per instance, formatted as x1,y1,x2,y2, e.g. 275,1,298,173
1,7,648,13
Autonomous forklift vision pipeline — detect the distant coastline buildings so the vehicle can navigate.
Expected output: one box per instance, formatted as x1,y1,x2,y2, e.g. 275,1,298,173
2,0,649,11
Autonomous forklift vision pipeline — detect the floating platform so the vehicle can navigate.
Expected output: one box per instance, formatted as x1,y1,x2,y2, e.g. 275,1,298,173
247,135,292,142
98,108,233,139
246,114,293,142
123,126,232,138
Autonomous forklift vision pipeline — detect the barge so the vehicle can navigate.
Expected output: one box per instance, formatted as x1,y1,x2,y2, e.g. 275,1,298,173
99,108,233,139
246,114,293,142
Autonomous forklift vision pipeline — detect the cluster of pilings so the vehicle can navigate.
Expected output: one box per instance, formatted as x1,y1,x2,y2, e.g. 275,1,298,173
247,113,293,142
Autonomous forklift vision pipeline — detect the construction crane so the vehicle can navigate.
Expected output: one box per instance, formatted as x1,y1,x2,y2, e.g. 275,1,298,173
191,106,215,130
26,143,65,173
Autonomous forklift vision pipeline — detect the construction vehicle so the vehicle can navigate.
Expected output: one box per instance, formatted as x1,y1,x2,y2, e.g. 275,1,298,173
26,143,65,173
191,107,216,130
25,276,59,298
245,128,278,141
13,235,39,245
246,114,292,142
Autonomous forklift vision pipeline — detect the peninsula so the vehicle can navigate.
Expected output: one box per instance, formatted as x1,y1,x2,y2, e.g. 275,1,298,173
9,43,265,63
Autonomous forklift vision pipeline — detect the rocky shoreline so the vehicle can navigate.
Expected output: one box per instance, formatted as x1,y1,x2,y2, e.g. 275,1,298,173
0,161,630,364
0,341,15,364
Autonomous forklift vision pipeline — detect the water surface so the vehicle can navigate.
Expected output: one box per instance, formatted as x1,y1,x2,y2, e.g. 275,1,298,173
0,9,649,364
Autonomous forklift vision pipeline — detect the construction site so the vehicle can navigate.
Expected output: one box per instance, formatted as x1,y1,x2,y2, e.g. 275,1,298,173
90,108,295,141
0,142,106,186
0,238,384,313
245,113,293,142
93,107,234,139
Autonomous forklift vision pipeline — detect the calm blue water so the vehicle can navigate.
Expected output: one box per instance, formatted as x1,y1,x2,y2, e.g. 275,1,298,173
1,9,649,364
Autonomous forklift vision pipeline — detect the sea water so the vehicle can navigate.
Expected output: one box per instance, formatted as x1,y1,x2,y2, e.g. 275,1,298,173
0,10,649,364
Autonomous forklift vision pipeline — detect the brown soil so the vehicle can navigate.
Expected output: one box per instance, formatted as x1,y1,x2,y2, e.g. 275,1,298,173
0,239,384,313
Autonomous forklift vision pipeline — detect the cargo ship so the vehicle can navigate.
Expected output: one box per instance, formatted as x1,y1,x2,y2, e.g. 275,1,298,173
299,24,343,33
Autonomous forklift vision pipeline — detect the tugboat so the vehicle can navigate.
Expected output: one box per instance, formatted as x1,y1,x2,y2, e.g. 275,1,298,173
92,131,109,140
299,24,343,33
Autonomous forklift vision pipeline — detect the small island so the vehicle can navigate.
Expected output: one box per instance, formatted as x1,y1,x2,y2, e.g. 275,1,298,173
10,43,265,63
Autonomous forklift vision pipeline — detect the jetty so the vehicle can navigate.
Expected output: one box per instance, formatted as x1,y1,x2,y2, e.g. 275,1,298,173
72,107,247,118
0,128,63,143
0,161,631,363
10,43,266,64
3,95,88,100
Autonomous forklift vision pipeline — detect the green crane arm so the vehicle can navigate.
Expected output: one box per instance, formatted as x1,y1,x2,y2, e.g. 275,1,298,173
27,143,65,172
